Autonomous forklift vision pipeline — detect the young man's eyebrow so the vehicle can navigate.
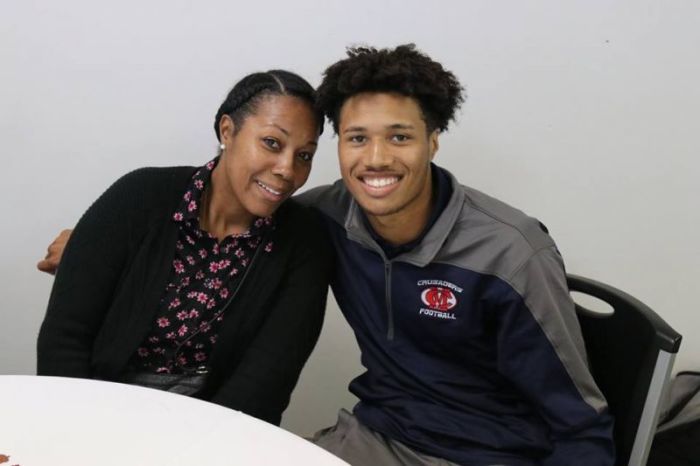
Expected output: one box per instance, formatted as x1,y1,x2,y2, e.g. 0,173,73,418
342,126,366,134
388,123,415,130
342,123,416,134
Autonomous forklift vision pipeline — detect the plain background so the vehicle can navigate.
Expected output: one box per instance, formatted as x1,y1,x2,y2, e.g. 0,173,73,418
1,0,698,436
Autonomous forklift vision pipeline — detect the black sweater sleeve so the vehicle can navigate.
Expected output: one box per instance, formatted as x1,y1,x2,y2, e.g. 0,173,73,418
37,169,151,377
210,209,334,424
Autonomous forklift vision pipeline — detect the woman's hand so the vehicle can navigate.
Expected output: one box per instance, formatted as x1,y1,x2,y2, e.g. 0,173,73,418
37,229,73,275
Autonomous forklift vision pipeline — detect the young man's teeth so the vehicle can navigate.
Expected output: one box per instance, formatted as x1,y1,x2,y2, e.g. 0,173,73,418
364,177,398,188
257,181,281,195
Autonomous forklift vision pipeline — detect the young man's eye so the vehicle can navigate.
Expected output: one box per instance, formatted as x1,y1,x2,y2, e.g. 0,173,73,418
348,135,366,144
391,134,410,142
297,152,314,162
263,138,280,149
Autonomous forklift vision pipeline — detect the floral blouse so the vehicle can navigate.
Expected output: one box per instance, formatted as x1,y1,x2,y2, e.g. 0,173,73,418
129,157,275,374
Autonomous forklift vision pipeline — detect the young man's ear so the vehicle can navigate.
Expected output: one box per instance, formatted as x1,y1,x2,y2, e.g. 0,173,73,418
429,129,440,160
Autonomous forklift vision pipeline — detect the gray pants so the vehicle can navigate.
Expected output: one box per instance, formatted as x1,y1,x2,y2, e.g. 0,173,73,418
311,409,461,466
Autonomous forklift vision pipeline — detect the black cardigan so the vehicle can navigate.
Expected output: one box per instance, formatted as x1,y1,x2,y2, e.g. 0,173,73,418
37,166,333,425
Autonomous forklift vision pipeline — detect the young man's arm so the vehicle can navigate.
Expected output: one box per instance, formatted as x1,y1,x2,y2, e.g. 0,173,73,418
37,229,73,275
498,247,615,466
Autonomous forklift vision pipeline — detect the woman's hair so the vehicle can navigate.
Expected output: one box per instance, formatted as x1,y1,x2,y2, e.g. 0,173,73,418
316,44,465,134
214,70,323,141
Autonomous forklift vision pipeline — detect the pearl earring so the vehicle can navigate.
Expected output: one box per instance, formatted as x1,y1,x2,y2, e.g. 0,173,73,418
219,143,226,151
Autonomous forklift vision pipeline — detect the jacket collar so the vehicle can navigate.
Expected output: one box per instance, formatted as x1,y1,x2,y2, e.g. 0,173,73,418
344,165,466,266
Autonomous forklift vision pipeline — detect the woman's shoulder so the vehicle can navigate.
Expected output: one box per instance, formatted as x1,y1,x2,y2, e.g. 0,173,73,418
103,165,196,207
112,165,195,190
276,198,325,231
271,199,325,238
273,199,333,254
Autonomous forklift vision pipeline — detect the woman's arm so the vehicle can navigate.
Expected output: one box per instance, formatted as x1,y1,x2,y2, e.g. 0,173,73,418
209,215,334,425
37,170,146,377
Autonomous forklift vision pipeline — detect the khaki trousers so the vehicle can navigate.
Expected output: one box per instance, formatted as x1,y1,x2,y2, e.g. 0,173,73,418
311,409,464,466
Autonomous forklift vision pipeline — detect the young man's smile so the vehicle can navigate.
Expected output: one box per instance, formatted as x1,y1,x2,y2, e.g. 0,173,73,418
357,173,402,196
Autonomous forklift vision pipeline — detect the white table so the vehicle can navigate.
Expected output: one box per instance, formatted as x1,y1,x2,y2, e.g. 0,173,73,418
0,375,349,466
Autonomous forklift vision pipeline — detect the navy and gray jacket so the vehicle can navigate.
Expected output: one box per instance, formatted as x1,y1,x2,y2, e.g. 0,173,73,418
299,165,615,466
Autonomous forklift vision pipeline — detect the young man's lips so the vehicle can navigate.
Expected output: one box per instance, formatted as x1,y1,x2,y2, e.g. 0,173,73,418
357,174,401,197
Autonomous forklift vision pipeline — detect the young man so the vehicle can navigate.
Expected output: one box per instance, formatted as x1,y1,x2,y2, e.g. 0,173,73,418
38,45,614,465
297,44,614,466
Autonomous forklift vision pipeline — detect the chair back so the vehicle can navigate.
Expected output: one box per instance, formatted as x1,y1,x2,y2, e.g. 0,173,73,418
567,274,682,466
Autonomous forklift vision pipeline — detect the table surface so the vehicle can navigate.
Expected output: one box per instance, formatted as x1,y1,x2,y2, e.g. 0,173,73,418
0,375,349,466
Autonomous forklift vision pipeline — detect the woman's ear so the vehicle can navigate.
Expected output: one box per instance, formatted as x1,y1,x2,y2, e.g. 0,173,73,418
219,115,235,146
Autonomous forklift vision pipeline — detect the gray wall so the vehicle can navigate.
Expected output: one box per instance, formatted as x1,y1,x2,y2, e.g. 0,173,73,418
1,0,698,436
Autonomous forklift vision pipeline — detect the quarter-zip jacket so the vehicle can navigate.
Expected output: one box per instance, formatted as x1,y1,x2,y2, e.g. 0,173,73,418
38,166,333,425
298,166,615,466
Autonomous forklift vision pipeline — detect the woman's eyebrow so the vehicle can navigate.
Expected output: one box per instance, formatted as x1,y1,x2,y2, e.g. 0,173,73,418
263,123,290,136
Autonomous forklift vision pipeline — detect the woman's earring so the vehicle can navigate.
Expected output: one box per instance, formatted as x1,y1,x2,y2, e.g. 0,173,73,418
219,143,226,151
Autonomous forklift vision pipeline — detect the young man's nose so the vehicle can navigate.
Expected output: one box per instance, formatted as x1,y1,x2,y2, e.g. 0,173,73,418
365,139,392,168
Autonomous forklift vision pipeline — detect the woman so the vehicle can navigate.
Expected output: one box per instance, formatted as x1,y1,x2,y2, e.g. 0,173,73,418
37,70,333,426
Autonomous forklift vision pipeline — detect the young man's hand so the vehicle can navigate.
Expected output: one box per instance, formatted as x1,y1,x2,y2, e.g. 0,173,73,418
37,229,73,275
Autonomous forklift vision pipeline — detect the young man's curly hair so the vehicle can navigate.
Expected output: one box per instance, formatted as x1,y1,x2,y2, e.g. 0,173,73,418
316,43,465,134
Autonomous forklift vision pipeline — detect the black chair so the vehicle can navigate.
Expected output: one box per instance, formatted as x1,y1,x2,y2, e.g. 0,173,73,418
567,274,682,466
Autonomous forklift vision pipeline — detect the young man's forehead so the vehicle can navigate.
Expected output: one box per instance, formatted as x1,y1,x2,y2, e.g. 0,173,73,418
338,92,426,128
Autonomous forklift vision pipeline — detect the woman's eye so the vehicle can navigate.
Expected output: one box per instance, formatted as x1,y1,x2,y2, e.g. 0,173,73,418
349,135,366,144
392,134,410,142
297,152,314,162
263,138,280,149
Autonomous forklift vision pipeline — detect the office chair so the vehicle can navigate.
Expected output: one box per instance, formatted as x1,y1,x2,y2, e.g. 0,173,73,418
567,274,682,466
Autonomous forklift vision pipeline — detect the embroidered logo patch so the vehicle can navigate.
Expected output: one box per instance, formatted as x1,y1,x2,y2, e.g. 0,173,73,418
421,287,457,311
417,280,461,320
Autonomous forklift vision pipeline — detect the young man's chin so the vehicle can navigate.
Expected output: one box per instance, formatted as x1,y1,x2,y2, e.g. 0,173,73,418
356,200,406,219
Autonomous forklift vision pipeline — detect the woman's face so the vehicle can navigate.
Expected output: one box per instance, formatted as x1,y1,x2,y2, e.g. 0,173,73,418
216,94,319,223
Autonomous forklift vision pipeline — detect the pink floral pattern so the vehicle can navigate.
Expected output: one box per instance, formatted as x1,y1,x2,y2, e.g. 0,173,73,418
131,157,275,374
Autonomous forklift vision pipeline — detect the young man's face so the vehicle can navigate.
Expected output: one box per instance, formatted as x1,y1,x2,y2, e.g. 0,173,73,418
337,92,438,228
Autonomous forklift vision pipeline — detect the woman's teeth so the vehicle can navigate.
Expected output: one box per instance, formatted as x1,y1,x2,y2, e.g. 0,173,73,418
257,181,282,196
